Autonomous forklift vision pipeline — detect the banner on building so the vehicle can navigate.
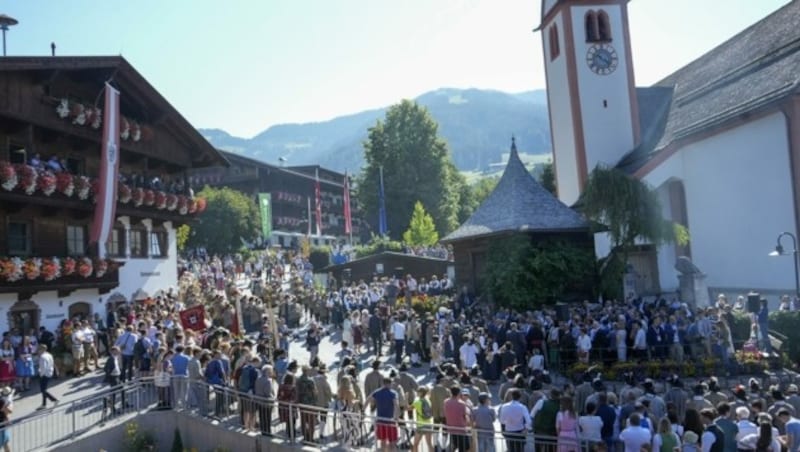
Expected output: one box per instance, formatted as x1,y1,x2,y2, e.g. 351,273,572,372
258,193,272,239
90,83,120,257
343,171,352,235
179,305,207,332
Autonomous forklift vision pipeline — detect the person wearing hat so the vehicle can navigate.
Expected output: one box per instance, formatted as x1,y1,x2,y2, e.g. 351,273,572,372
313,363,333,441
686,383,713,413
664,376,689,424
767,386,796,435
639,379,667,422
705,377,727,408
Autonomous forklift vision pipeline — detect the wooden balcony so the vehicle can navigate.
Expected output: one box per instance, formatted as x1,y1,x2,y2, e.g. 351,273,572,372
0,259,123,296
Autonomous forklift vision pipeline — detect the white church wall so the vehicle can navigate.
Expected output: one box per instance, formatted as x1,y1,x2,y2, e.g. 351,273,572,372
570,5,636,175
644,112,796,294
654,184,679,291
544,13,581,205
110,223,179,304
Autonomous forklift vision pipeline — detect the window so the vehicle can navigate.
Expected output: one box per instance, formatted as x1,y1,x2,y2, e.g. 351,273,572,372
150,229,168,258
66,225,86,255
107,224,126,257
8,222,31,255
549,25,560,60
8,143,26,164
586,10,611,43
129,228,148,258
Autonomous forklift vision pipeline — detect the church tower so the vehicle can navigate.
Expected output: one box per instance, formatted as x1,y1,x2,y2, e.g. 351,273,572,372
539,0,640,205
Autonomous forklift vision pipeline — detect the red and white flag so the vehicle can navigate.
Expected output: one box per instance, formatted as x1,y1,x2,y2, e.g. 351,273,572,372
179,305,207,332
315,168,322,236
343,171,352,235
90,83,120,258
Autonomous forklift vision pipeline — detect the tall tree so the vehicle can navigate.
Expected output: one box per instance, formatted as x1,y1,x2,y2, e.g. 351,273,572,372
402,201,439,246
186,186,260,255
357,100,465,239
578,165,689,298
470,176,500,207
538,161,556,195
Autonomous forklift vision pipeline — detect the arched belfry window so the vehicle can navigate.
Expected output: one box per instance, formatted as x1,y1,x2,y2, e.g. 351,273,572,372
598,10,612,41
585,10,599,42
549,25,560,60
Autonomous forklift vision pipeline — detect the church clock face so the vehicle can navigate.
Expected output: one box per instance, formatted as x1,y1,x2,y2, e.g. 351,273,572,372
586,43,618,75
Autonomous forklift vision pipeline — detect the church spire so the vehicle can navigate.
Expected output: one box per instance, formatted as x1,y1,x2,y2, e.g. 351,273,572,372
510,135,518,156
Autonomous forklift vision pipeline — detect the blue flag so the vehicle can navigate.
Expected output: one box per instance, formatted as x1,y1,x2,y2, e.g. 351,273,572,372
378,167,387,236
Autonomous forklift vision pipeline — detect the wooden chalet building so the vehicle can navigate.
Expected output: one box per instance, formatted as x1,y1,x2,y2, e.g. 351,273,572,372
441,138,593,294
0,56,226,331
190,150,366,248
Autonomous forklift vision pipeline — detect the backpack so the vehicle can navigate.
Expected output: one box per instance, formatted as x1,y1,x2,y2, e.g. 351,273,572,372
133,337,147,359
420,398,432,419
237,365,253,392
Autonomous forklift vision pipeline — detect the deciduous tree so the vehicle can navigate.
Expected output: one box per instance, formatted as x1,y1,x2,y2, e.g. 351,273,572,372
187,187,260,255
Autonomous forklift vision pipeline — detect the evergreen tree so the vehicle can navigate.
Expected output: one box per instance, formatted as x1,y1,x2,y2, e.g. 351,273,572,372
357,100,466,239
187,186,260,255
402,201,439,246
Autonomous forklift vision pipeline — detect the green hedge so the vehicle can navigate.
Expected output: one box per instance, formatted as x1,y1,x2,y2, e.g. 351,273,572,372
354,235,404,258
309,246,331,270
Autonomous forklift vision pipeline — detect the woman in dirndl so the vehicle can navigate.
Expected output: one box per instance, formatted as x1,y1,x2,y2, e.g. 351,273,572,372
0,340,15,389
14,336,36,391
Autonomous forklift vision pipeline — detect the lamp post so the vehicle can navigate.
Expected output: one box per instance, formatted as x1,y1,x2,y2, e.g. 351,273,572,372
0,14,18,57
769,231,800,300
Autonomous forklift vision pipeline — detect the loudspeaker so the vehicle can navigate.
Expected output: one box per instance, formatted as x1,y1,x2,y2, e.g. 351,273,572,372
555,303,569,322
747,292,761,314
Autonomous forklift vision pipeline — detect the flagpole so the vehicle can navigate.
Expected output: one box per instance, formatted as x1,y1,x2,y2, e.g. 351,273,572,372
307,196,312,237
345,169,353,246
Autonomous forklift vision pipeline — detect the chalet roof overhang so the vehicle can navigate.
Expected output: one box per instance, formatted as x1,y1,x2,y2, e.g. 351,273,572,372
0,56,229,169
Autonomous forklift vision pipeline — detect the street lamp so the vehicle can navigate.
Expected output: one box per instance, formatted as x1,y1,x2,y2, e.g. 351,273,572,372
0,14,18,57
768,231,800,299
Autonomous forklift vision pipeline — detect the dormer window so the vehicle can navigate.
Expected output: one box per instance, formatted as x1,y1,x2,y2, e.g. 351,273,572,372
586,10,612,43
549,25,560,61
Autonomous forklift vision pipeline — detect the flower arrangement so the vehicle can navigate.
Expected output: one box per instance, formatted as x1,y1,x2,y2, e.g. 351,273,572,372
94,259,109,278
41,257,61,282
15,164,37,195
165,194,178,211
71,103,87,126
177,195,189,215
56,99,70,118
90,179,100,202
37,171,57,196
0,162,16,191
22,257,41,280
155,191,167,210
131,121,142,142
188,198,197,214
55,172,74,197
120,117,130,140
90,107,102,129
0,257,23,282
75,176,91,200
77,257,93,278
62,257,76,276
118,183,132,204
132,187,144,207
144,189,156,206
195,197,207,213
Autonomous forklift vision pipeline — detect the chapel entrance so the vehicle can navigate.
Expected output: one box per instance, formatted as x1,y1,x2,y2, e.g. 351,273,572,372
627,245,661,295
68,302,91,322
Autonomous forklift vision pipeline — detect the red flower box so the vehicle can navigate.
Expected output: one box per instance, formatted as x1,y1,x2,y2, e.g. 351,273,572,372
62,257,76,276
166,194,178,211
37,171,57,196
15,164,37,195
144,189,156,206
118,183,132,204
0,162,17,191
155,191,167,210
56,172,74,197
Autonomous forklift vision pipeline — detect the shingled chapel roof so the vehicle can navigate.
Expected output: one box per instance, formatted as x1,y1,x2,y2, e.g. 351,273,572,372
442,138,589,243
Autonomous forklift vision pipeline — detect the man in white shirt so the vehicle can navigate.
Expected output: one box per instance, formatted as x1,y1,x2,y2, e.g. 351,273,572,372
37,345,58,410
459,336,479,370
577,329,592,363
633,322,647,361
499,389,532,452
619,413,651,452
81,320,99,372
391,317,406,364
71,326,85,376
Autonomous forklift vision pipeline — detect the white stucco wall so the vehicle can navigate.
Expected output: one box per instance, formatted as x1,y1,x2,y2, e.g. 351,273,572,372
570,5,636,176
644,112,796,293
543,12,581,205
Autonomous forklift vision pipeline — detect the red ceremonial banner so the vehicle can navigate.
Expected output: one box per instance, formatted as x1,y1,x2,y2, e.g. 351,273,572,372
179,305,207,332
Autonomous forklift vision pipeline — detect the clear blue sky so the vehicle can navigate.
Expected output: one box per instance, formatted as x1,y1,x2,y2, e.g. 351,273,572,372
2,0,788,138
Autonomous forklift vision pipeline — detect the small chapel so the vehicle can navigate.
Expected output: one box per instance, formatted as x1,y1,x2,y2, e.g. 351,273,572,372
538,0,800,299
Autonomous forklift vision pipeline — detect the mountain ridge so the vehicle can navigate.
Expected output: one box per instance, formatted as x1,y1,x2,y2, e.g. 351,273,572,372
199,88,550,173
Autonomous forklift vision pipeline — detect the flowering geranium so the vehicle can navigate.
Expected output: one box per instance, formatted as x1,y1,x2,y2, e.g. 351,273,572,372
22,258,41,280
177,195,189,214
75,176,91,200
15,164,37,195
56,172,74,197
62,257,76,276
118,183,132,204
71,103,87,126
0,162,16,191
37,171,57,196
56,99,70,119
131,121,141,142
166,194,178,211
120,117,130,140
94,259,109,278
188,198,198,214
90,107,102,129
77,257,93,278
132,187,144,207
155,191,167,210
41,257,61,282
195,197,207,213
0,257,23,282
144,189,156,206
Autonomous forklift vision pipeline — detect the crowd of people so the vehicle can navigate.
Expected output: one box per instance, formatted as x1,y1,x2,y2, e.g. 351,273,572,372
7,246,800,452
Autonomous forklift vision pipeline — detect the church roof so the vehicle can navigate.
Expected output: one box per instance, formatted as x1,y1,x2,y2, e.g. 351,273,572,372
618,0,800,173
441,138,589,243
